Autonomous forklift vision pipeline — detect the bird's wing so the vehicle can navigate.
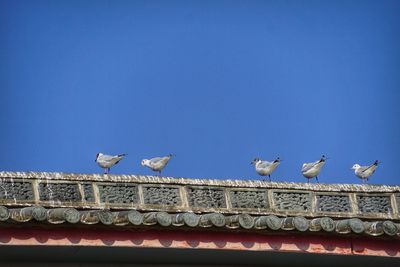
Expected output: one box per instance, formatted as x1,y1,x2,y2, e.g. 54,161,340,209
258,161,272,168
301,161,317,172
149,157,164,165
99,154,117,162
360,162,377,173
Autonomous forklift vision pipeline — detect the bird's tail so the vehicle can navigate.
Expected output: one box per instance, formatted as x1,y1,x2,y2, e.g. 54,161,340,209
374,160,379,165
168,154,175,158
118,154,127,157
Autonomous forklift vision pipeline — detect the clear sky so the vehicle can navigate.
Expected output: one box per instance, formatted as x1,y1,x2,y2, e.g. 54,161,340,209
1,0,399,185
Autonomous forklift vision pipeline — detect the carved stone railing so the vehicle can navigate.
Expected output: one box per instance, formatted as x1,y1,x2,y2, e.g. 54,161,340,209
0,171,399,221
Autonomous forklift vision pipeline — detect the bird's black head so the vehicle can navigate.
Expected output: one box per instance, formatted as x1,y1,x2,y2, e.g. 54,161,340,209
374,160,379,165
273,157,281,163
320,155,326,162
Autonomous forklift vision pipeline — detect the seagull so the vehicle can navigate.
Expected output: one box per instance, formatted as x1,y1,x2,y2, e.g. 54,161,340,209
95,153,127,174
351,160,379,183
141,154,173,175
301,155,327,183
251,157,281,181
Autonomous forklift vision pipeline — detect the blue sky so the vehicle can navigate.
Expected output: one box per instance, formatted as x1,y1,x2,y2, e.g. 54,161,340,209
1,0,399,185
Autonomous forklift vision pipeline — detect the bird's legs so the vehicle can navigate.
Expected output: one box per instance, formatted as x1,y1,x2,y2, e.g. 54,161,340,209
315,176,319,183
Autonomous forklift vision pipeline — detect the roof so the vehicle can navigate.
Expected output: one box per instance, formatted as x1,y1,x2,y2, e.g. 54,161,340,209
0,171,399,237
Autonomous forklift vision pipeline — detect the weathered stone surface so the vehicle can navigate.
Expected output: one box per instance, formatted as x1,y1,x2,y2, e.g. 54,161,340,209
273,192,311,211
226,214,254,229
316,195,351,212
265,215,282,230
97,210,114,225
143,212,158,225
82,183,95,202
47,208,80,224
183,213,200,227
294,216,309,232
0,180,34,201
349,218,365,233
383,221,398,236
336,218,365,234
143,186,181,206
171,213,199,227
127,210,143,226
39,183,81,202
357,195,392,213
98,184,138,204
199,213,225,227
229,190,268,209
32,206,47,221
188,188,226,209
320,217,335,232
156,211,172,226
254,216,268,229
0,206,9,221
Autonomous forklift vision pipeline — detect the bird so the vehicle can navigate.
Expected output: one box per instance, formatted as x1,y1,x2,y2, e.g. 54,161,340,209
251,157,281,181
301,155,327,183
141,154,173,175
95,153,127,174
351,160,379,183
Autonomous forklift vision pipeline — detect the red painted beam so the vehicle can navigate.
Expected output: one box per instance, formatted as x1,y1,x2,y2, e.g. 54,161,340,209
0,226,399,258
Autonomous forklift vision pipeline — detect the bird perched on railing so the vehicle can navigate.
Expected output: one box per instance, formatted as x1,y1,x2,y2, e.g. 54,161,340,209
95,153,127,174
251,157,281,181
301,155,327,183
141,154,174,175
351,160,379,183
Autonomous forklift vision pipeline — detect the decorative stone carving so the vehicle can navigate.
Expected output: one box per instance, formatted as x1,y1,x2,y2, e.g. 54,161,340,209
172,213,199,227
254,216,268,229
383,221,398,236
265,215,282,230
127,210,143,226
357,195,392,213
97,210,114,225
336,218,364,234
188,188,226,209
0,181,34,201
143,212,172,226
47,208,80,224
0,206,10,221
226,214,254,229
39,183,81,202
10,207,46,222
294,216,309,231
229,190,268,209
32,206,47,221
142,186,181,206
310,217,335,232
316,195,351,212
82,183,95,202
199,213,226,227
98,184,138,204
273,192,311,211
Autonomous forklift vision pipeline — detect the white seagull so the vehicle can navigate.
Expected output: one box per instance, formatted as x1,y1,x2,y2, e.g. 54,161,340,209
351,160,379,183
301,155,327,183
251,157,281,181
95,153,127,174
141,154,173,175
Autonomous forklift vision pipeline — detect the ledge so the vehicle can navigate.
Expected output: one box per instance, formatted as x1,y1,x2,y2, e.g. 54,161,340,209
0,171,399,238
